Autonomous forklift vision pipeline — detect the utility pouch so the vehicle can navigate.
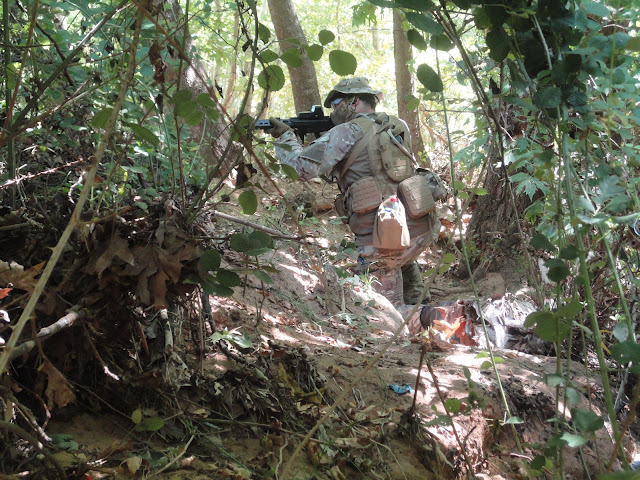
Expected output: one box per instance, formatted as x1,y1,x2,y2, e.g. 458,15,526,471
333,194,348,224
347,176,382,214
398,175,435,218
379,130,413,182
416,167,448,201
373,196,410,250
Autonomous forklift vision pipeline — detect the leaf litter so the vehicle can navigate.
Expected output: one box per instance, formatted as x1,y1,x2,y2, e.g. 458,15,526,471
0,178,633,480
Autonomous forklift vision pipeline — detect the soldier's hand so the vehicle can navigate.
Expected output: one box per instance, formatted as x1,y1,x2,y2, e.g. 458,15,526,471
264,117,291,138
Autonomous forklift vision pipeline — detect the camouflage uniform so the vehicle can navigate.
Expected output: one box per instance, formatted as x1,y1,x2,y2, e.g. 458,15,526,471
272,78,438,326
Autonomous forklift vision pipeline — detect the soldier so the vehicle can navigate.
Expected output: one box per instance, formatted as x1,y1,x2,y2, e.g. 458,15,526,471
265,77,440,334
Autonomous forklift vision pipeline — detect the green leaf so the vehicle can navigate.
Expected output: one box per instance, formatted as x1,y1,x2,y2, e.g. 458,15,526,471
201,280,234,297
405,12,443,35
559,245,578,260
416,64,443,92
305,44,323,61
543,374,564,387
610,341,640,364
230,233,252,253
125,123,160,146
142,416,165,432
172,89,192,104
530,455,546,470
407,29,428,50
205,108,220,122
248,230,272,248
505,416,524,424
581,0,609,18
174,99,196,118
571,408,604,433
183,109,203,126
91,108,113,128
218,269,241,288
252,269,273,284
318,29,335,45
258,65,286,92
258,22,271,43
280,47,303,67
557,300,581,319
560,432,588,448
230,332,253,349
442,252,456,263
430,34,453,51
196,93,216,108
530,233,556,252
328,50,357,75
480,360,493,370
260,49,279,63
524,311,553,328
534,314,571,343
280,163,299,180
444,398,462,413
395,0,434,11
239,189,258,215
199,250,221,272
405,95,420,111
544,258,570,283
533,87,562,109
626,36,640,52
486,27,510,62
131,409,143,425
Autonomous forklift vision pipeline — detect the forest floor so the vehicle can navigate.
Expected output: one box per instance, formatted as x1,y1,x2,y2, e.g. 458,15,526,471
3,175,636,480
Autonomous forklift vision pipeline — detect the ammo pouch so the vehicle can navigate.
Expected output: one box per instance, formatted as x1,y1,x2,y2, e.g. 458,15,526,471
398,175,435,218
347,176,382,214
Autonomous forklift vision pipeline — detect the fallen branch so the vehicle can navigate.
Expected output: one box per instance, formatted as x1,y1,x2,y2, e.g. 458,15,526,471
211,210,306,240
7,310,83,362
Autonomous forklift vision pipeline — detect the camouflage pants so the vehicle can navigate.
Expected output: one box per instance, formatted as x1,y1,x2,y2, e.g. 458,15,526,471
356,232,430,307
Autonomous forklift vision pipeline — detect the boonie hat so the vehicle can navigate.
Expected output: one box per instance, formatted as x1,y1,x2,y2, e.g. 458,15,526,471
323,77,383,108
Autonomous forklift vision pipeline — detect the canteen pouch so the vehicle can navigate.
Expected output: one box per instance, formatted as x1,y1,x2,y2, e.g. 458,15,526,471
398,175,435,218
373,196,410,250
347,176,382,214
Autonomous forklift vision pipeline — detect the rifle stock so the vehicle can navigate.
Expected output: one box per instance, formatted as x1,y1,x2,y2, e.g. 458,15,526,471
256,105,334,137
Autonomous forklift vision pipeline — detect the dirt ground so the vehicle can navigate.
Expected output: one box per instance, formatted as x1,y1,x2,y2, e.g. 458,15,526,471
45,178,634,480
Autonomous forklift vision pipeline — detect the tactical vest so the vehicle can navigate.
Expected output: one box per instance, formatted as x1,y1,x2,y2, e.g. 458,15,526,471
337,114,436,222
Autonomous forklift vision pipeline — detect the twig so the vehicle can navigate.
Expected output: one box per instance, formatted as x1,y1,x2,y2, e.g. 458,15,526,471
425,356,476,479
7,310,82,362
211,210,305,240
147,435,194,478
0,420,67,479
411,344,428,414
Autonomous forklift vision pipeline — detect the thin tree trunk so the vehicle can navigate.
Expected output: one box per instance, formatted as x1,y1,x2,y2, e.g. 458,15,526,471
393,10,427,164
164,0,243,177
267,0,321,112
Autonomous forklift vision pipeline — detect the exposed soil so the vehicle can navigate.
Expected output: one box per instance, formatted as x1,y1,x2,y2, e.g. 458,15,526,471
4,176,635,480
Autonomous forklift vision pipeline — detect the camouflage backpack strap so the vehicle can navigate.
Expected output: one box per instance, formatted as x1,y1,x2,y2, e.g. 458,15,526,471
339,117,377,178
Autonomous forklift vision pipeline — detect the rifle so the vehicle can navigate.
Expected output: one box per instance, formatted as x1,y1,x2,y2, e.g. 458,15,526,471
255,105,334,137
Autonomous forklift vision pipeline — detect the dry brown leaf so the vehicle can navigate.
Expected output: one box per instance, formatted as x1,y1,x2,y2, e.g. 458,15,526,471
0,260,45,293
92,233,135,276
39,360,76,410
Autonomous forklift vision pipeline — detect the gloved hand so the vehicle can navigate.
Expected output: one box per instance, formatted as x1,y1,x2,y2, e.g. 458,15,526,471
264,117,291,138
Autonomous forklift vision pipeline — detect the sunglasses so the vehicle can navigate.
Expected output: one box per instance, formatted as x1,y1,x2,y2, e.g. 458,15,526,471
331,97,344,109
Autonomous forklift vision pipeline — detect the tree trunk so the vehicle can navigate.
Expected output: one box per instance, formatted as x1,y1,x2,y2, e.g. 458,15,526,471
164,0,243,178
393,10,427,164
267,0,321,113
